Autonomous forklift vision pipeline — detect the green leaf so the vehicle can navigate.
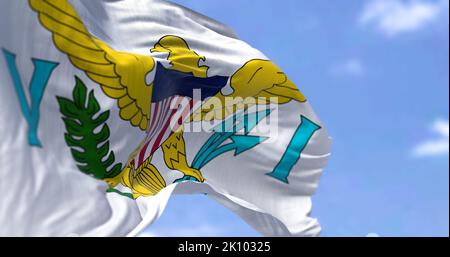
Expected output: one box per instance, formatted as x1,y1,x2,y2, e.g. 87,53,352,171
108,163,123,178
56,97,80,118
62,118,83,136
77,164,92,174
96,142,109,158
71,148,86,162
102,152,115,168
93,125,110,142
57,76,122,180
64,133,82,147
73,76,87,108
92,111,110,127
87,91,100,115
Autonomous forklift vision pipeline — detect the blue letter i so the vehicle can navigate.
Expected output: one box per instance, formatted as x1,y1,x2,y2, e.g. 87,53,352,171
266,115,321,183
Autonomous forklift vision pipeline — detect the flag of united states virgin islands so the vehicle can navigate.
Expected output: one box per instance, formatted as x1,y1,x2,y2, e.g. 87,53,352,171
0,0,331,236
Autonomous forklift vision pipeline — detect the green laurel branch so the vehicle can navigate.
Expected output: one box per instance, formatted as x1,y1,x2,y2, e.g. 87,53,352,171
57,76,122,179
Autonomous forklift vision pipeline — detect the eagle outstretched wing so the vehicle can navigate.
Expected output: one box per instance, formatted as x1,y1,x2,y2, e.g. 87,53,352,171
30,0,154,131
191,59,307,122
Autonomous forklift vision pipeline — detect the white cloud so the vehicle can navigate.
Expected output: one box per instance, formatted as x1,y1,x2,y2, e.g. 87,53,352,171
331,58,365,77
359,0,448,36
413,119,449,157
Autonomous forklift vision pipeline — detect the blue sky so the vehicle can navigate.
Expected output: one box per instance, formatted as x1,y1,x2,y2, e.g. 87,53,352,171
142,0,449,237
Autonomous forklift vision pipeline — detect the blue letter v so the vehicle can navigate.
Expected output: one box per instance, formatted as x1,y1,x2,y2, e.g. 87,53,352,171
2,48,58,147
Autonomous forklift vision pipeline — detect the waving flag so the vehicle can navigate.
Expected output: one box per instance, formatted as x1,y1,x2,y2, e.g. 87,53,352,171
0,0,331,236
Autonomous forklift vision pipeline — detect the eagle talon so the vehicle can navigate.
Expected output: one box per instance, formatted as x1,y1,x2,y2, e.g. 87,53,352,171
174,175,202,183
181,168,205,182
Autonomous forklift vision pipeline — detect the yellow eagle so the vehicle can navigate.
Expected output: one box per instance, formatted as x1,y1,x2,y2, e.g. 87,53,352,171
29,0,307,198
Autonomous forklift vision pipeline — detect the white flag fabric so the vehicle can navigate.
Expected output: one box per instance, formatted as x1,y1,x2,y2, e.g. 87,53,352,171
0,0,331,236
